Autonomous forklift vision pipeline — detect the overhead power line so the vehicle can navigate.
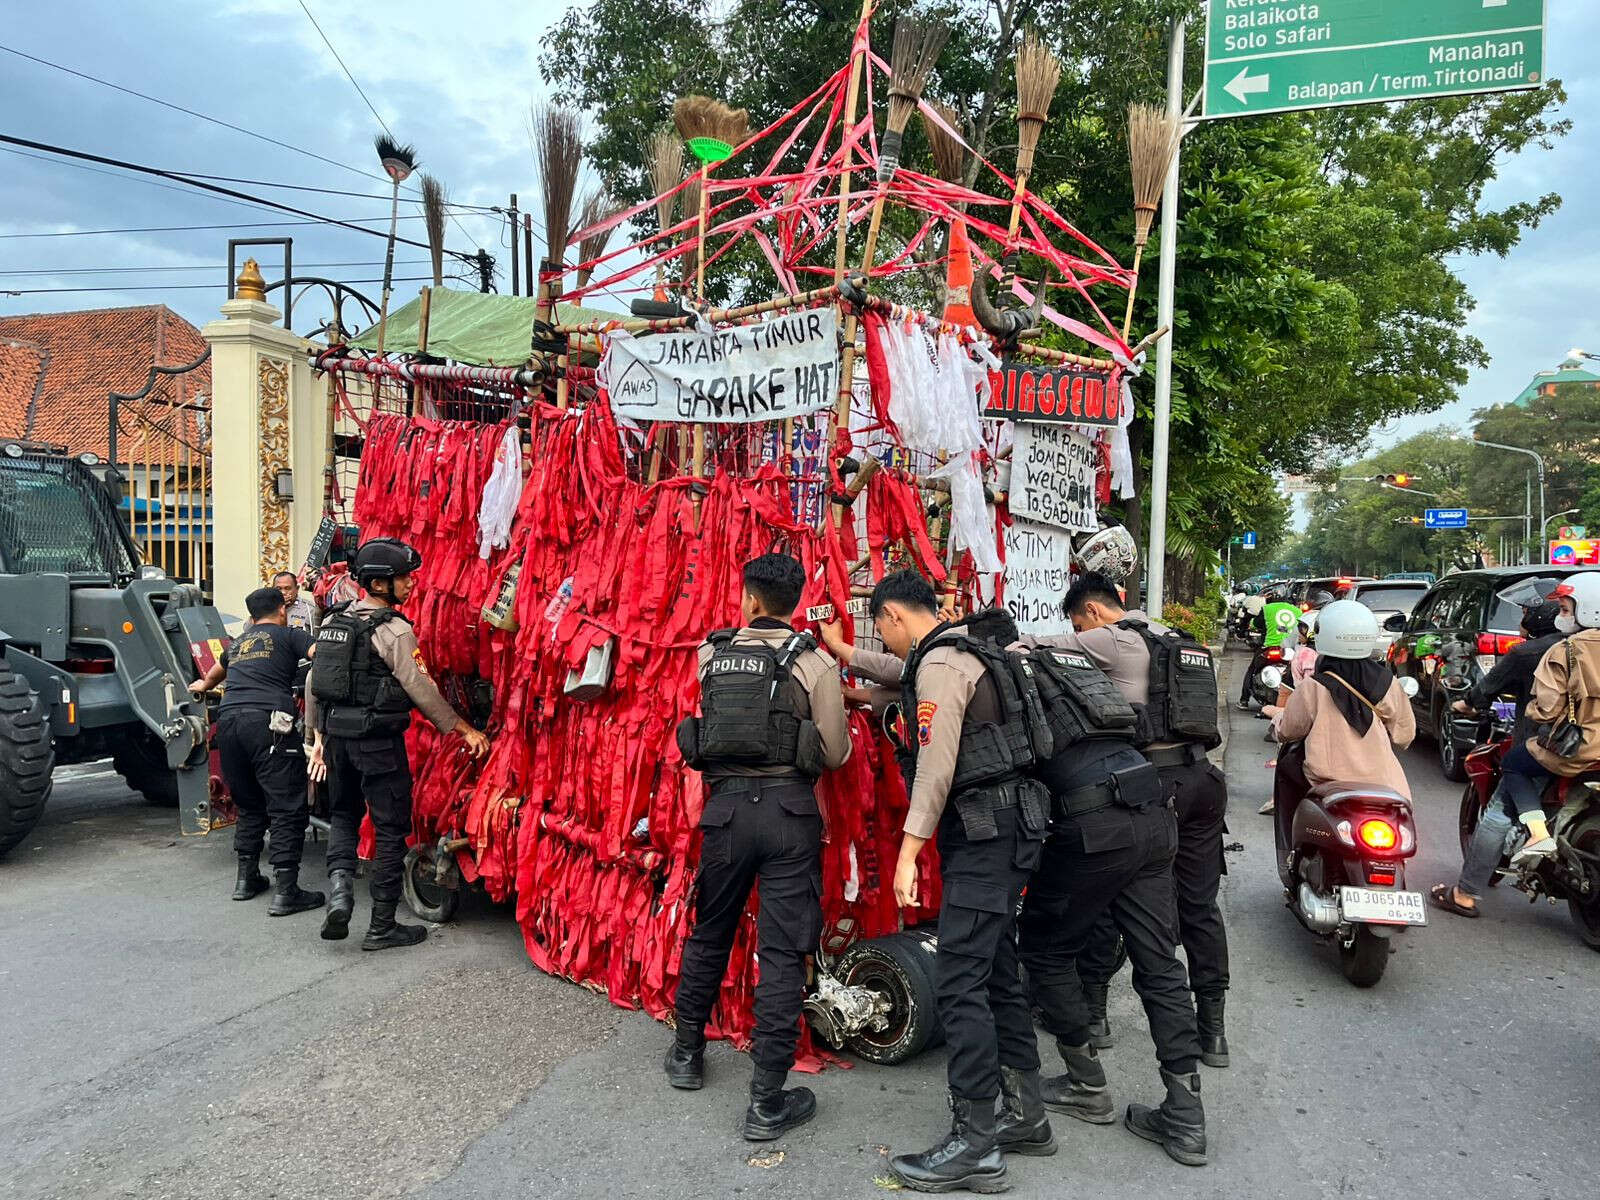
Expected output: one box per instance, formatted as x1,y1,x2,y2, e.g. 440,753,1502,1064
0,260,430,277
1,274,454,297
0,216,434,240
295,1,395,140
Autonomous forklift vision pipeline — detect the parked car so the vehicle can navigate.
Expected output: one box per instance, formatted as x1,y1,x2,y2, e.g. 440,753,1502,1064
1387,565,1599,782
1346,579,1430,653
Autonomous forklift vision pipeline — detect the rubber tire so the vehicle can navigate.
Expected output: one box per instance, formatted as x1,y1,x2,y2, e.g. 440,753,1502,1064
0,661,55,857
1457,782,1504,887
111,729,179,806
1565,818,1600,952
402,845,460,924
836,929,943,1065
1435,702,1468,783
1338,926,1390,987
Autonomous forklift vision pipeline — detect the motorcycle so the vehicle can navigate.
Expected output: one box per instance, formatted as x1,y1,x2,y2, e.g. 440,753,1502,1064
1454,679,1600,950
1263,665,1427,986
1245,643,1290,707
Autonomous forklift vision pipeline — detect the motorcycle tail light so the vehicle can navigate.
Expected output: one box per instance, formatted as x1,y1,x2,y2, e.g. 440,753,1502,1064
1366,863,1397,886
1264,647,1284,662
1357,818,1398,851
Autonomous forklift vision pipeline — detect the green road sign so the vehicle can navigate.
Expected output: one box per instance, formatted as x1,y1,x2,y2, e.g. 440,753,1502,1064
1203,0,1546,120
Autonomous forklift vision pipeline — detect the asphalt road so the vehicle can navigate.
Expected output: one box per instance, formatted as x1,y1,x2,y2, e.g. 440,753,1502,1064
3,646,1595,1199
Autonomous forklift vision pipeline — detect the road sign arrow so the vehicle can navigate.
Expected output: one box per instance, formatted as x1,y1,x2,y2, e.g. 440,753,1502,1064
1224,67,1270,105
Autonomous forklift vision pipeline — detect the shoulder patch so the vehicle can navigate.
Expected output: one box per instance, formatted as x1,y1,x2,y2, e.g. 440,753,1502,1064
412,647,431,677
916,700,938,747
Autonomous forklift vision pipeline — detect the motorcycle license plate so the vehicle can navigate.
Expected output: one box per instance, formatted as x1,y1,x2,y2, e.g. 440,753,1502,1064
1339,887,1427,926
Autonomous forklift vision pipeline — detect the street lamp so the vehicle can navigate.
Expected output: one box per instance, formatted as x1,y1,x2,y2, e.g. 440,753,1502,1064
1569,348,1598,362
1453,432,1546,563
1542,508,1581,545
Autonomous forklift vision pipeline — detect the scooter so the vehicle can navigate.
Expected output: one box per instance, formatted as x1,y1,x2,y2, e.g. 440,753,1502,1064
1244,644,1289,708
1263,665,1426,986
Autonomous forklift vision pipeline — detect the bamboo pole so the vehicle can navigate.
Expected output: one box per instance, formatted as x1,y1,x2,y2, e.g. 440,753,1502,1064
417,286,433,354
829,0,873,441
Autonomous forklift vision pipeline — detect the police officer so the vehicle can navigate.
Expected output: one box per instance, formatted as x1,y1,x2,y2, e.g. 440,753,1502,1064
871,571,1050,1195
190,585,323,916
305,538,489,950
666,553,852,1141
1037,572,1231,1069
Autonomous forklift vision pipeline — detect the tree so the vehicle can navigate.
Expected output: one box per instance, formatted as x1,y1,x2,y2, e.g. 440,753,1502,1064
1470,381,1600,553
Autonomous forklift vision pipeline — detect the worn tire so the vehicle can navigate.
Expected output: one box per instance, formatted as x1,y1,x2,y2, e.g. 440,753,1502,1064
1565,818,1600,952
0,660,55,857
111,729,179,806
836,928,943,1065
402,846,461,924
1338,926,1390,987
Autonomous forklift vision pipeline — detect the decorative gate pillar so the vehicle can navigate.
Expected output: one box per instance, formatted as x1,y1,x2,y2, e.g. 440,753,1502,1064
201,261,328,620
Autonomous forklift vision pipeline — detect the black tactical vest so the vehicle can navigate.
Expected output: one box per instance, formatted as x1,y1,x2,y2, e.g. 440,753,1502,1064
687,629,824,777
1116,618,1222,750
1024,645,1138,749
311,606,415,738
898,624,1052,800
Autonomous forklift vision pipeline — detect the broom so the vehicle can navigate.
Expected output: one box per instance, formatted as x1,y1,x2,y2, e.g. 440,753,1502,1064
373,134,417,355
673,95,748,522
1121,101,1184,341
647,128,684,299
998,31,1061,294
574,190,621,291
857,19,947,273
420,173,448,288
533,103,584,409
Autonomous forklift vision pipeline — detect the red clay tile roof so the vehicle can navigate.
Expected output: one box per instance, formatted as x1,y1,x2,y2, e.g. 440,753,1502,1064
0,305,212,460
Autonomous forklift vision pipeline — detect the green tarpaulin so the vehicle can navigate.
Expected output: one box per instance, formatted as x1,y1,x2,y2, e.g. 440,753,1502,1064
351,288,618,367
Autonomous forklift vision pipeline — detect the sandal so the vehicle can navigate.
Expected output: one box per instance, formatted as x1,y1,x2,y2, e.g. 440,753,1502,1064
1428,883,1479,918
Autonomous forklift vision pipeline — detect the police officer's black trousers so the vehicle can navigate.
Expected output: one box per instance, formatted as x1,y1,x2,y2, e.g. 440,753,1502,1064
934,805,1041,1102
1081,756,1231,1001
1019,798,1202,1075
674,778,822,1076
219,708,309,869
325,732,413,904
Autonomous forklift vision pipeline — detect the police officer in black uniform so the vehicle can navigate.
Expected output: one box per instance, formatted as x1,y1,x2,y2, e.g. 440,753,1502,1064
872,572,1051,1195
666,553,852,1140
190,586,323,916
305,539,489,950
1048,573,1231,1068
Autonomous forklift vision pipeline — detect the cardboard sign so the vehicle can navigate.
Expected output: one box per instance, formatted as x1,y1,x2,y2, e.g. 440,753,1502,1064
302,516,338,571
604,307,839,424
1003,519,1073,635
985,361,1120,427
805,598,871,623
1010,423,1099,533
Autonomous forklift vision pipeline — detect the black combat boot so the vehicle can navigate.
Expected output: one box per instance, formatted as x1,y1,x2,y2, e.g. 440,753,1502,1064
1041,1041,1115,1125
321,869,355,940
361,900,427,951
267,867,326,917
232,854,269,901
742,1067,816,1141
1086,981,1114,1050
1125,1069,1208,1166
1196,996,1230,1068
663,1031,705,1090
889,1093,1008,1194
995,1066,1056,1156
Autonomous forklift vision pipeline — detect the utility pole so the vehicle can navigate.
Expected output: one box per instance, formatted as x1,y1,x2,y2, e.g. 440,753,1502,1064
1145,14,1186,615
473,250,495,293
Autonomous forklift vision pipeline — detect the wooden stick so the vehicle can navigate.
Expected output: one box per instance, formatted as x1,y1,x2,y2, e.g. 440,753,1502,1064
551,284,842,336
833,0,873,283
417,285,433,354
1120,244,1146,342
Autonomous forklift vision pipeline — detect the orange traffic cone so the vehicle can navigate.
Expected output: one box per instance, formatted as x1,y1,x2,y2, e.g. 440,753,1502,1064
943,218,977,328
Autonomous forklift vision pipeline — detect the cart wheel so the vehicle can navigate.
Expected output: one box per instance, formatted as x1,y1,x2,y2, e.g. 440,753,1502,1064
835,930,942,1065
403,845,460,923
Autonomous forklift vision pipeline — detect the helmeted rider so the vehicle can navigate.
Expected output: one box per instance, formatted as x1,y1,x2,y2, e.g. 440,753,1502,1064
1239,589,1310,710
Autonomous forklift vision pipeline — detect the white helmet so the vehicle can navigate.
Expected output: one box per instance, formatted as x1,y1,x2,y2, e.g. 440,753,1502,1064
1074,525,1137,583
1549,570,1600,629
1315,599,1380,660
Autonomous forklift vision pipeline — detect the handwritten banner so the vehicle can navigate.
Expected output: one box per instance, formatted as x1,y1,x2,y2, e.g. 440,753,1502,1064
1011,423,1099,533
604,307,839,424
985,361,1121,427
1004,519,1073,635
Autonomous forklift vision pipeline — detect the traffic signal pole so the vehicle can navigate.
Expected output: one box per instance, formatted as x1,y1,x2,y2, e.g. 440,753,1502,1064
1146,15,1185,616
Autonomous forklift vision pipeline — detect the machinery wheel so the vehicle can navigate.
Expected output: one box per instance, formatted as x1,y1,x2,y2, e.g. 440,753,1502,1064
403,845,461,924
111,729,179,806
1565,819,1600,952
0,661,54,857
1338,926,1390,987
835,929,942,1065
1435,702,1467,783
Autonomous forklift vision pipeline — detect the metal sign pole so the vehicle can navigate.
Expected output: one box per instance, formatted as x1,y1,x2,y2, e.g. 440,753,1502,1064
1146,15,1185,616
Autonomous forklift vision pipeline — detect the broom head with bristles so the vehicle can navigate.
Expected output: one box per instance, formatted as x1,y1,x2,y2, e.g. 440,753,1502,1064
1127,101,1183,246
1013,30,1062,178
647,127,684,234
925,101,968,185
532,102,584,265
674,95,749,165
576,190,622,281
374,134,417,183
419,173,448,287
878,19,948,184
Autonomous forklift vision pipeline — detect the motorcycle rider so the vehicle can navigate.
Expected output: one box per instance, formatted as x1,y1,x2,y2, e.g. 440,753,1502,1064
1430,601,1566,918
1256,611,1322,814
1239,588,1310,710
1464,573,1600,878
1271,600,1416,857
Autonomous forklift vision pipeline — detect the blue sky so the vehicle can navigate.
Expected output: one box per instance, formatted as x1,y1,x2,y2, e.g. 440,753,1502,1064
0,0,1589,441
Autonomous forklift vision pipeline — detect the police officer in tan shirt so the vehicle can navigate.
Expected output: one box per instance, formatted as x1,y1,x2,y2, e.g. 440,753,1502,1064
666,554,851,1142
